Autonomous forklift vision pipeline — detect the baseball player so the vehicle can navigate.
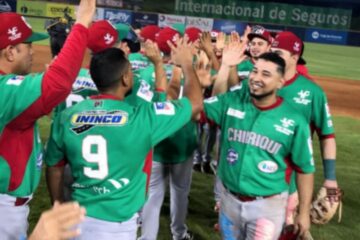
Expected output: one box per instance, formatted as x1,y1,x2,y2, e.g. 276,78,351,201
0,1,96,239
48,20,130,202
45,37,203,240
270,31,337,227
204,52,315,239
139,28,200,240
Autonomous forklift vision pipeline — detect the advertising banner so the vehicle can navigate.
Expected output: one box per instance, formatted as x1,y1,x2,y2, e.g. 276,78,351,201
46,3,76,18
185,16,214,31
132,12,158,28
17,0,47,17
0,0,16,13
213,19,246,34
158,14,185,28
104,8,132,24
305,28,348,45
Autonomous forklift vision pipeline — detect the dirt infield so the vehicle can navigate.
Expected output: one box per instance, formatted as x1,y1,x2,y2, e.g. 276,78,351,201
32,45,360,119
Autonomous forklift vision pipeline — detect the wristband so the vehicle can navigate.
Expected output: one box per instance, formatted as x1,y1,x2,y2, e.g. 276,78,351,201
323,159,336,180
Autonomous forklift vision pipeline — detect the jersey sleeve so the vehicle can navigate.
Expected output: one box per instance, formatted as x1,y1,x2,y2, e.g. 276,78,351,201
203,94,227,125
312,90,335,138
147,98,192,145
45,114,65,167
290,118,316,174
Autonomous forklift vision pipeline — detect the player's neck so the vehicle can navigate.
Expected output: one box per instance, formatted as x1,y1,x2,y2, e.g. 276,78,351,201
252,94,278,109
284,67,297,82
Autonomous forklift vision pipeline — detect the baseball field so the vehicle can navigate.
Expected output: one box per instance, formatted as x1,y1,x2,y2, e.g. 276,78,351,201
28,41,360,239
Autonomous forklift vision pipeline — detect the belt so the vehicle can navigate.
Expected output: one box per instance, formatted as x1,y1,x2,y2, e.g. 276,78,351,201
15,197,30,206
223,184,275,202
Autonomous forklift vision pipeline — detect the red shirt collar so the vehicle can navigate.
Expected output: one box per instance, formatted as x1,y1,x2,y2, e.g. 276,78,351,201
252,97,283,111
284,73,299,87
90,94,122,101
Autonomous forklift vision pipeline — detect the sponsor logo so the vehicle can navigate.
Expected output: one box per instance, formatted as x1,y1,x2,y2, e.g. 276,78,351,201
0,0,11,12
7,27,21,41
226,148,238,165
274,118,295,136
108,178,130,189
204,96,218,103
226,108,245,119
158,14,185,28
137,80,153,102
92,185,111,195
293,90,311,105
258,160,278,173
70,110,128,134
6,76,24,86
72,77,97,92
105,10,131,23
186,16,214,31
312,31,320,39
154,102,175,115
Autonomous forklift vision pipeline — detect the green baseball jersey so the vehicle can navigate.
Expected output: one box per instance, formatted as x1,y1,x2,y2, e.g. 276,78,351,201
204,90,315,196
53,68,98,118
237,59,254,79
128,52,151,72
0,74,43,196
45,96,192,222
278,74,335,137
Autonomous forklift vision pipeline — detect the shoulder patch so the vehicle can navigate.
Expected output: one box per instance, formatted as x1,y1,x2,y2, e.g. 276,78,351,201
204,96,218,103
6,76,25,86
137,80,154,102
154,102,175,115
227,108,245,119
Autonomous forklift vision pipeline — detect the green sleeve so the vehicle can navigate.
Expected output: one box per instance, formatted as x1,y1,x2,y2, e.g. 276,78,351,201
203,94,227,125
45,113,65,167
291,118,316,174
312,90,335,136
147,98,192,145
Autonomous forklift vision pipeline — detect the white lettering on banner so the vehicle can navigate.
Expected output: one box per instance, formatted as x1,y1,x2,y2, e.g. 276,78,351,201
228,128,282,154
105,11,130,23
185,16,214,31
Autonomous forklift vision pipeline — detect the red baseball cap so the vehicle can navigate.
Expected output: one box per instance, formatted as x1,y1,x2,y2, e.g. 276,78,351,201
271,31,303,55
140,25,160,42
155,27,180,54
185,27,202,43
0,12,48,50
88,20,130,53
247,25,273,44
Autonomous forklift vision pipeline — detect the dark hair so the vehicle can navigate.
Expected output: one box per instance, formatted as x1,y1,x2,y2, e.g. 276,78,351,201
90,48,130,92
257,52,285,76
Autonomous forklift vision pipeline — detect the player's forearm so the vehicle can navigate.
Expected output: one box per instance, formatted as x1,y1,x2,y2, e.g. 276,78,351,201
321,137,337,181
166,66,182,100
228,66,240,88
41,24,89,114
205,49,220,71
296,172,314,216
154,62,167,92
212,63,231,96
182,63,203,120
46,166,65,204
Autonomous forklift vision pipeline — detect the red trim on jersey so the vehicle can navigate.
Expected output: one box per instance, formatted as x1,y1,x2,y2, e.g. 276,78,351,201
320,134,335,140
54,159,67,167
90,94,122,101
142,150,153,194
253,97,283,111
0,24,89,192
283,73,299,87
284,156,294,184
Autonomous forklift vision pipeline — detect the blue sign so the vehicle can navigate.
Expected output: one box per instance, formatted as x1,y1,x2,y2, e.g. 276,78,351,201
213,19,246,34
104,9,132,24
0,0,16,12
305,28,348,45
132,12,158,28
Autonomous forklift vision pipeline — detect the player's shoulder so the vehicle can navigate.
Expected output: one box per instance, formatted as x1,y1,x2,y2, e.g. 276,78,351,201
279,99,308,124
296,74,324,93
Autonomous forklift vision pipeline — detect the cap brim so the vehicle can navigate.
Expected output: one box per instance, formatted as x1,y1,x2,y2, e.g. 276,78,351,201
171,23,185,36
114,23,130,41
247,33,269,43
24,32,49,43
297,57,306,65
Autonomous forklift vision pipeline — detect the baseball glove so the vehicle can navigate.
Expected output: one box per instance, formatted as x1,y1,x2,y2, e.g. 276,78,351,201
310,187,343,224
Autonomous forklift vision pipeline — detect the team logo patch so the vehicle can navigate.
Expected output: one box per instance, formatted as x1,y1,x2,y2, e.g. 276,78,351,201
8,26,22,41
137,80,154,102
226,148,238,165
72,76,97,92
154,102,175,115
293,90,311,105
227,108,245,119
6,76,25,86
70,110,128,134
258,161,278,173
274,118,295,136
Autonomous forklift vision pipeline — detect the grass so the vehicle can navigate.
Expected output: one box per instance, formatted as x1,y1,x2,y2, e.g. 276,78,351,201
303,43,360,81
29,116,360,239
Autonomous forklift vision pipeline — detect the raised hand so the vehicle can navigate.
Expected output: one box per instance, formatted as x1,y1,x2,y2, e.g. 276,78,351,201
75,0,96,28
168,35,193,67
199,32,214,55
215,32,226,51
144,40,162,64
195,51,212,88
221,41,247,67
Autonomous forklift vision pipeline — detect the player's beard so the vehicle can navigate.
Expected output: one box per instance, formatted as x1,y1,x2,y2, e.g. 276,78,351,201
249,88,275,100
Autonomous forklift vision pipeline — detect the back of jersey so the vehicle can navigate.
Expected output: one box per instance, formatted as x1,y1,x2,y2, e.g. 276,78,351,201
46,96,192,222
